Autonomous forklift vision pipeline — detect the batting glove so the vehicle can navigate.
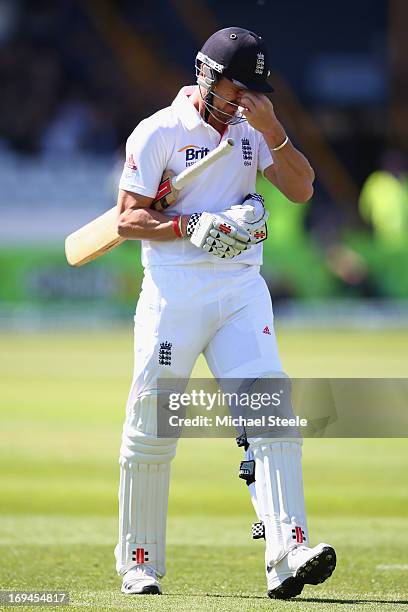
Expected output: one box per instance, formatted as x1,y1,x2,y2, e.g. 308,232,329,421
223,193,268,244
187,212,251,259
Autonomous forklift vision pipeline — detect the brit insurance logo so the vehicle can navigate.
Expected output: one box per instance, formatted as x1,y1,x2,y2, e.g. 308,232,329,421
241,138,252,166
178,144,209,167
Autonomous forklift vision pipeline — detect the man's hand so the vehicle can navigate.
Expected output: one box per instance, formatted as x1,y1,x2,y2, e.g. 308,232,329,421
239,92,314,203
188,212,251,259
223,193,268,243
239,92,282,136
185,192,268,258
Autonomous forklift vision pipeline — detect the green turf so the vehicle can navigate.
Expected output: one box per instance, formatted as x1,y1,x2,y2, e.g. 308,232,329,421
0,329,407,610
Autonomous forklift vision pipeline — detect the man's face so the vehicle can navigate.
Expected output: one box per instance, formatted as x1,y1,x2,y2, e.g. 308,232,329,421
210,77,245,122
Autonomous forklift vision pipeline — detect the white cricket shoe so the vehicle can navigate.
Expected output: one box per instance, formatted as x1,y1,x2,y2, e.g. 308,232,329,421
121,564,162,595
267,543,336,600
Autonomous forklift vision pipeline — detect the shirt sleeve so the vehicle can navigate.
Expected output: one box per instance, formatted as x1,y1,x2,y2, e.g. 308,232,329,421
119,119,169,198
257,134,274,174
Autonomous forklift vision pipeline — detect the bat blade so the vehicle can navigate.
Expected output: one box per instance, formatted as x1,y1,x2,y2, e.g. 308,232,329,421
65,138,234,267
65,207,124,266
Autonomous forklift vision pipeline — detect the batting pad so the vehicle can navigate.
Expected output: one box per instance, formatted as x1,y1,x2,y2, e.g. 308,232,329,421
247,438,309,569
244,447,259,516
116,392,177,578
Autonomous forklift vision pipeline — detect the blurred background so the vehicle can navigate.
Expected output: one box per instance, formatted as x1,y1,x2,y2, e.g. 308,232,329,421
1,2,407,605
1,0,408,327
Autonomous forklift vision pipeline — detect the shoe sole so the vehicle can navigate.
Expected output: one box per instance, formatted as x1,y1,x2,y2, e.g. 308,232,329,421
268,546,336,600
268,576,303,600
141,585,161,594
122,585,161,595
296,545,337,585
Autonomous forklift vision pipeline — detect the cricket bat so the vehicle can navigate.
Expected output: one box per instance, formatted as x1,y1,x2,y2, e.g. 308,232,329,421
65,138,235,266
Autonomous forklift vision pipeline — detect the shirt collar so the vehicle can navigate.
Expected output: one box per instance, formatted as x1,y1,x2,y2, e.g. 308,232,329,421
171,86,204,131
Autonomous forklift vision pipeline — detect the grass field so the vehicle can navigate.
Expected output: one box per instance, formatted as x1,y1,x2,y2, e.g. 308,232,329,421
0,329,407,611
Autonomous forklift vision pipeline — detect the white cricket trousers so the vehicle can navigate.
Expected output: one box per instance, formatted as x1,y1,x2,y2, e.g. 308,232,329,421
131,263,281,387
115,263,308,578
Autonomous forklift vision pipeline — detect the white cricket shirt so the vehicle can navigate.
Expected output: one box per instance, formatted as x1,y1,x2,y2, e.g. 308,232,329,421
119,86,273,267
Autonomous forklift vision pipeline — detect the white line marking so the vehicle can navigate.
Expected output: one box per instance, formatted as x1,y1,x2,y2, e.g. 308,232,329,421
377,564,408,570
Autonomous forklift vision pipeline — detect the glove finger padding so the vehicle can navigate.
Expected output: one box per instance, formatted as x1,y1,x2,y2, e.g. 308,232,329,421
206,235,248,252
208,229,248,249
211,217,251,244
190,212,251,259
203,242,244,258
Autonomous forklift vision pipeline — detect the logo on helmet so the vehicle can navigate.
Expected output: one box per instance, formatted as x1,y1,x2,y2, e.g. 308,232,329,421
255,52,265,75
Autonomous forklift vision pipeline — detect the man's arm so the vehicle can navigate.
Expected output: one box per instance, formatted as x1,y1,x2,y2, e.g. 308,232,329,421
239,92,315,204
262,127,315,204
117,188,253,259
117,189,188,240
